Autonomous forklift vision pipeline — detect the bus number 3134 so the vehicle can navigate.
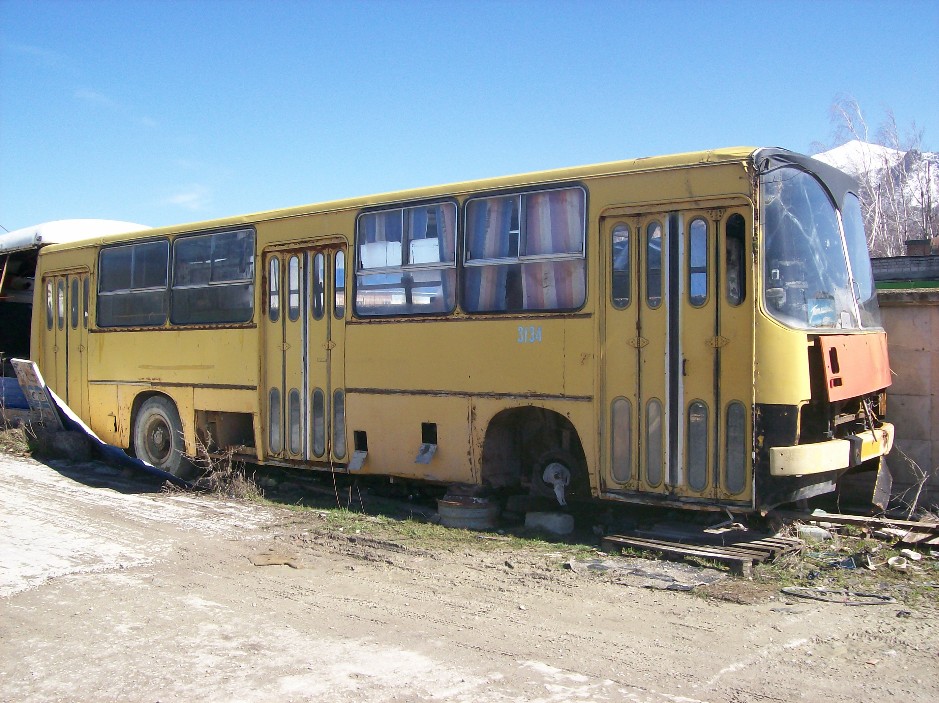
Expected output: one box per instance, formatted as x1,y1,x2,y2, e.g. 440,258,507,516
517,326,543,344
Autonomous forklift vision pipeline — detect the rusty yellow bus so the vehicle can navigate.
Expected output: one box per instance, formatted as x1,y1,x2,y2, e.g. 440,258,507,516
31,147,895,512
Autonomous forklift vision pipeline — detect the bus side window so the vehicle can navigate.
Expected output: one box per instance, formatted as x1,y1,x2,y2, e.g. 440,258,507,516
70,278,80,328
688,218,708,307
463,187,586,313
645,221,663,309
611,224,630,308
355,202,456,317
45,280,54,330
334,250,345,319
83,277,89,328
268,257,280,322
171,229,254,325
311,252,325,320
57,280,66,330
726,214,746,306
288,255,300,322
98,240,169,327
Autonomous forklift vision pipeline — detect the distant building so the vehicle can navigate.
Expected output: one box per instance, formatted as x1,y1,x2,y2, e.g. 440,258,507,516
872,239,939,290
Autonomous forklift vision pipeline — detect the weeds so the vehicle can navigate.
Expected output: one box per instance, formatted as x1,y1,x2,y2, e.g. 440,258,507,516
891,447,938,518
752,525,939,607
186,439,263,501
0,425,33,458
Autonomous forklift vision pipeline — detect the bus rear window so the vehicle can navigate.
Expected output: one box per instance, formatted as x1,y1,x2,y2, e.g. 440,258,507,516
97,240,169,327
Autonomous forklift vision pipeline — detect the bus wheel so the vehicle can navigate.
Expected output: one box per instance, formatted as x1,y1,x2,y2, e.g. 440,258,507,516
134,397,189,477
530,449,588,508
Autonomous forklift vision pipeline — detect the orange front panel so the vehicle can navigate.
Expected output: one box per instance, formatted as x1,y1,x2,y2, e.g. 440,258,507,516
819,332,891,402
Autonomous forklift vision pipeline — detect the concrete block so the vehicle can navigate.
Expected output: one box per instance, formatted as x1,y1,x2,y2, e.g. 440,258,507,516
525,511,574,535
882,310,932,352
887,349,931,397
886,396,931,443
889,440,932,482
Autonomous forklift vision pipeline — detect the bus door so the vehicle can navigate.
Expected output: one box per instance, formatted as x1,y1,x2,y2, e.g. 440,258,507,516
602,207,753,504
263,244,346,463
40,271,89,417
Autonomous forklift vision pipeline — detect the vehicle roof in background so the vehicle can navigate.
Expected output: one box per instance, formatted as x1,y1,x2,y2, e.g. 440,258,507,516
0,220,149,255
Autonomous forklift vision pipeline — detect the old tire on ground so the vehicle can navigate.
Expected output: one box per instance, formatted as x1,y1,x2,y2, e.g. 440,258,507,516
133,396,190,477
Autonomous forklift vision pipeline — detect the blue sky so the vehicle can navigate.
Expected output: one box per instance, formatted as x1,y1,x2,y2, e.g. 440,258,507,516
1,0,937,232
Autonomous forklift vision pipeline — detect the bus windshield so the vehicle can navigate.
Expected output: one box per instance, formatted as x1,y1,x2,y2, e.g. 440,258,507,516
761,166,880,330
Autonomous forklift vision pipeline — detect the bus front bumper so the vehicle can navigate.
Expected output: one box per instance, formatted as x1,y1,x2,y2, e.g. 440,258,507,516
769,424,895,477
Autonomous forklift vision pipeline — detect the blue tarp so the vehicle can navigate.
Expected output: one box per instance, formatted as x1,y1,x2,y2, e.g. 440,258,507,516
1,376,29,409
3,371,187,487
49,385,189,487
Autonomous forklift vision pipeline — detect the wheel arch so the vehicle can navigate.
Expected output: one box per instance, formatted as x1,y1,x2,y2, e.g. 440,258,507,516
129,388,195,456
479,404,591,497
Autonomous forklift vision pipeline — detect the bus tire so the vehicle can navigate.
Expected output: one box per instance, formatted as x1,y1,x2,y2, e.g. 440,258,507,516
134,396,189,477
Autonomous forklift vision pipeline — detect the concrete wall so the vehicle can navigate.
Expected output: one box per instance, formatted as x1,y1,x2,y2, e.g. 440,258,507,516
878,289,939,511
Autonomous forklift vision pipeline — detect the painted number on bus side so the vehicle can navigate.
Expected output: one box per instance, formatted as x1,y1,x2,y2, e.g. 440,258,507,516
517,325,542,344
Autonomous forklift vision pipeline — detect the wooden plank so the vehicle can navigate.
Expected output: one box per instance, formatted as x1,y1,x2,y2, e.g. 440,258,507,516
604,535,740,560
602,535,753,577
612,528,802,564
897,531,934,544
775,510,939,533
748,538,803,553
723,541,781,558
704,545,774,559
630,525,775,549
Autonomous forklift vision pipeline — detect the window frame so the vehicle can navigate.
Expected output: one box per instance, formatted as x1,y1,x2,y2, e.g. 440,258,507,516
96,238,170,328
353,199,458,318
687,217,709,308
725,213,747,307
461,184,588,314
645,220,663,309
463,185,587,266
170,228,256,326
611,222,631,309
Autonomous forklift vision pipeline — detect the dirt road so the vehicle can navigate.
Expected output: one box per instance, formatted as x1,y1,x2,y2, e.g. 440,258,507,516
1,451,936,703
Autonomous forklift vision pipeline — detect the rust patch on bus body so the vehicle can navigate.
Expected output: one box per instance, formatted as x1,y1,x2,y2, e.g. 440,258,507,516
819,333,891,402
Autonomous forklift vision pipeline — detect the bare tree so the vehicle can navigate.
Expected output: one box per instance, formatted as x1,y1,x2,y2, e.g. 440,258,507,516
818,96,937,257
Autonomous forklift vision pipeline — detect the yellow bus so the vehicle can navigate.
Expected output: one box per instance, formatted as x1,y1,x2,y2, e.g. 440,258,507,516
31,147,895,512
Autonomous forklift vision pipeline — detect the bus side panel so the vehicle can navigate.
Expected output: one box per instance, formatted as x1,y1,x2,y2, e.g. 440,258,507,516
87,383,121,446
88,329,257,454
345,393,473,484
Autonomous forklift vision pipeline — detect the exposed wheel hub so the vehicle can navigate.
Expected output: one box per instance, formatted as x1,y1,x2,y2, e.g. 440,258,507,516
542,463,571,506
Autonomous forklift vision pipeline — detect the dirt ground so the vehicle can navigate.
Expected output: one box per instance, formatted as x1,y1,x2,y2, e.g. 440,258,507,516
2,449,937,703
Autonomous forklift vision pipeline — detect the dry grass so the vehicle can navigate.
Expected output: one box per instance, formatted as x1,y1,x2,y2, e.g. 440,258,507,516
0,425,34,458
752,522,939,607
188,442,263,501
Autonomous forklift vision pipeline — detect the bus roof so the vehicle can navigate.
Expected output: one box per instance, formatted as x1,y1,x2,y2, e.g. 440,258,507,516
40,146,798,251
0,219,149,255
